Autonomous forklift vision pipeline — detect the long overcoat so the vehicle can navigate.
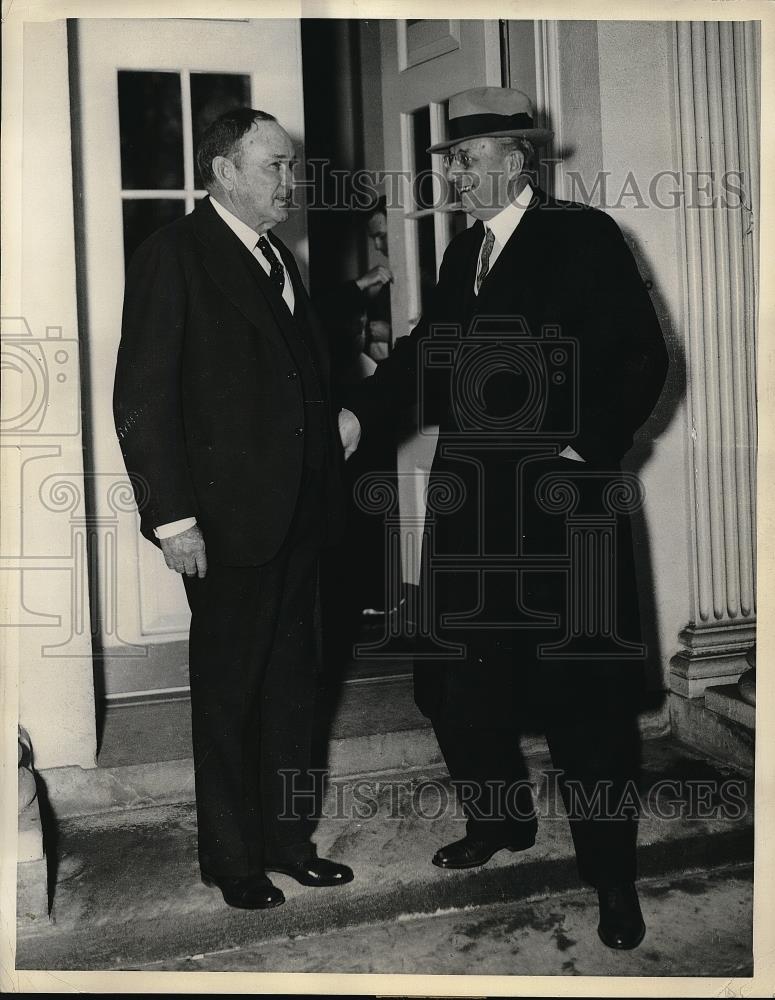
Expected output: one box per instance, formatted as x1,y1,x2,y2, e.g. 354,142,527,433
349,188,669,725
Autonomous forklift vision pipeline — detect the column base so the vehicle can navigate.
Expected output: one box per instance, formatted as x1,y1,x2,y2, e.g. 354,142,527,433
669,620,755,698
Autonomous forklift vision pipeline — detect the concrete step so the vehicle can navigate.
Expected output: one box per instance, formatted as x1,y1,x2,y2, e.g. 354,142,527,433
705,684,756,730
669,691,754,773
50,655,446,819
132,864,754,976
96,650,424,769
17,737,753,971
58,638,668,821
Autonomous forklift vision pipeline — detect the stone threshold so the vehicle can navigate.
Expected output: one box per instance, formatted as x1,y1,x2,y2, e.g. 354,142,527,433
16,737,753,972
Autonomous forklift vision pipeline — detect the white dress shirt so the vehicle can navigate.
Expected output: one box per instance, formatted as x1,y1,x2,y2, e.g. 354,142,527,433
209,195,295,313
473,182,534,295
154,197,295,540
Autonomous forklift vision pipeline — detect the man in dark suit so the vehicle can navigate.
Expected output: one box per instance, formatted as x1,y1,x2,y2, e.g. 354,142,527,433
114,108,353,910
339,87,669,949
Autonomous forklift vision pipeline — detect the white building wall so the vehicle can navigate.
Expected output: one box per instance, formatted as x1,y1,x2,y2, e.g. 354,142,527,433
6,20,97,770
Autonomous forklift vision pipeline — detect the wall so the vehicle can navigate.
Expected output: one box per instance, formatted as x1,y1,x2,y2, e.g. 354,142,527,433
509,20,690,697
556,21,604,199
506,20,537,98
566,21,692,693
4,20,97,770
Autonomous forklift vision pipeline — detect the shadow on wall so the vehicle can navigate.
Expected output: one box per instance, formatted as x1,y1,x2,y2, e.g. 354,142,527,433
620,224,686,704
547,127,686,706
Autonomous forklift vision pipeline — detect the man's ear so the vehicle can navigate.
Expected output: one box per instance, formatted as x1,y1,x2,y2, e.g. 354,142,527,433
507,148,525,182
211,155,235,191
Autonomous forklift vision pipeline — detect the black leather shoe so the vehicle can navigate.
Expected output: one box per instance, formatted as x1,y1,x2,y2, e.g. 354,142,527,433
265,857,354,887
597,882,646,950
201,872,285,910
432,833,535,870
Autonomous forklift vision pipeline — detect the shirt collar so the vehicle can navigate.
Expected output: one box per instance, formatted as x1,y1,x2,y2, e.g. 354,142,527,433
208,195,268,253
484,182,534,247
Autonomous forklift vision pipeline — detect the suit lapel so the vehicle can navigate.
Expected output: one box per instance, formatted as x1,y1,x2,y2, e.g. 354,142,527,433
272,236,331,383
191,199,309,367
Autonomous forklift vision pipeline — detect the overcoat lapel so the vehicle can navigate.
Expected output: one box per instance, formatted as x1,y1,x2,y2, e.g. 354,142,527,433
467,189,546,316
460,222,483,321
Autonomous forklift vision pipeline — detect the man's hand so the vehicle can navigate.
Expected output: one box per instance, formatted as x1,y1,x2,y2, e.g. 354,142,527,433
160,525,208,578
367,320,391,362
355,265,393,293
338,408,362,460
368,319,391,344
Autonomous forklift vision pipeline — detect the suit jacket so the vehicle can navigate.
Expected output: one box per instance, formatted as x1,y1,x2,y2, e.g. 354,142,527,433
346,187,670,723
114,197,345,566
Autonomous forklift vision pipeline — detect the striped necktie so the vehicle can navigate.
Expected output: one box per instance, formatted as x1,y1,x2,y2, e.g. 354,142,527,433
476,227,495,294
256,235,285,294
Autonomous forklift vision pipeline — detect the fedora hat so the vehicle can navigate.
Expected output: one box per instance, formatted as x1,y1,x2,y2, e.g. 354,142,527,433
427,87,553,154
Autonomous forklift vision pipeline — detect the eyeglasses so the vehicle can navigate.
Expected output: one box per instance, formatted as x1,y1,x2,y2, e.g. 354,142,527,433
441,149,473,170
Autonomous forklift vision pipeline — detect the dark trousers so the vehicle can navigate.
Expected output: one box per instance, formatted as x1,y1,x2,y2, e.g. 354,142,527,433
431,669,641,887
183,468,326,878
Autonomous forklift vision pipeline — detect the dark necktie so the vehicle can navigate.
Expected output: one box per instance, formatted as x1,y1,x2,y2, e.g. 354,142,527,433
256,235,285,294
476,227,495,294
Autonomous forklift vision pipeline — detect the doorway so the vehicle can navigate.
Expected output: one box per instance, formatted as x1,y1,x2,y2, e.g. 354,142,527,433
301,18,504,621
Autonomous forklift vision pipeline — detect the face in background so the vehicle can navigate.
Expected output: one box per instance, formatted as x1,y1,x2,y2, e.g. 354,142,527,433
367,212,388,257
214,119,297,233
444,137,523,222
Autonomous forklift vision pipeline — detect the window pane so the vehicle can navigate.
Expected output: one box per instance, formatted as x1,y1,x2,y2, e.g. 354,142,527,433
123,199,186,267
118,71,184,190
191,73,251,188
411,106,436,315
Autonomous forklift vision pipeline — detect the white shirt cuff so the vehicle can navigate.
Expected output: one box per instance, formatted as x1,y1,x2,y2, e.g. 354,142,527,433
154,517,197,539
559,446,586,463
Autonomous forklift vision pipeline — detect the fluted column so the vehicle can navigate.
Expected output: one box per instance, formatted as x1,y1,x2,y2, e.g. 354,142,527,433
670,21,759,698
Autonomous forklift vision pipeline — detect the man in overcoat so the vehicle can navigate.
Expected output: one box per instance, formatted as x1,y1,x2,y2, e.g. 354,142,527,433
114,108,353,910
339,87,669,949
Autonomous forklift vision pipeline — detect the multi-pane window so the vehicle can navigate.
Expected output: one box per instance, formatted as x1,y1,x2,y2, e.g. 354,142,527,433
117,70,251,264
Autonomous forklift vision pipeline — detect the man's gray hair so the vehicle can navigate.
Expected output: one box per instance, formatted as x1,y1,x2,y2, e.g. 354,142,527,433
196,108,277,189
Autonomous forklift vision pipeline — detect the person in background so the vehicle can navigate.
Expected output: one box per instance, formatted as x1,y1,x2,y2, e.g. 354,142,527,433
317,197,400,669
314,196,393,380
363,197,392,363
